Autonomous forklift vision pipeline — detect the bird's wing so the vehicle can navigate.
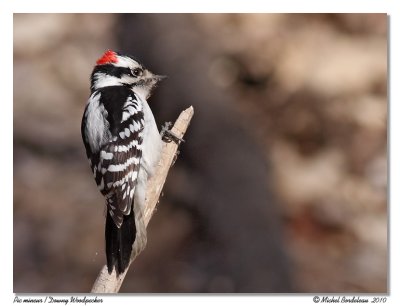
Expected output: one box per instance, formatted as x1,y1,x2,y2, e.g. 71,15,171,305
93,92,144,227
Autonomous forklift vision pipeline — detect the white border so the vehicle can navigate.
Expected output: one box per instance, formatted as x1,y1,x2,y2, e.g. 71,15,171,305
5,0,396,13
2,1,398,305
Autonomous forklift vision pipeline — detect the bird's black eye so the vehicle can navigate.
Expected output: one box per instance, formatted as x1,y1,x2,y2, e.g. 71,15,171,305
132,68,143,77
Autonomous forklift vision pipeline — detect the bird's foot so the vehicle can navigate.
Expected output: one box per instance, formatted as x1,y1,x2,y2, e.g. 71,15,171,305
160,122,185,144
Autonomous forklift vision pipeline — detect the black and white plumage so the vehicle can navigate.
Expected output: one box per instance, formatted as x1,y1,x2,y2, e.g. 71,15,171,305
81,50,163,275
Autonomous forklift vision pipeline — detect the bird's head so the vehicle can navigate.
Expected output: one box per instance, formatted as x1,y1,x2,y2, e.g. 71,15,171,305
90,50,165,99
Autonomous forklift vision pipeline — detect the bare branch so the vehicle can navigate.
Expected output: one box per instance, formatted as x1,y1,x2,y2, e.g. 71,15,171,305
91,106,194,293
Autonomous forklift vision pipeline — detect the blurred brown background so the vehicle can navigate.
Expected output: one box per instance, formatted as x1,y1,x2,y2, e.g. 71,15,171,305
13,13,387,293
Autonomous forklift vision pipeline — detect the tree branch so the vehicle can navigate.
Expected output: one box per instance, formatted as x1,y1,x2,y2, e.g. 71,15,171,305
90,106,194,293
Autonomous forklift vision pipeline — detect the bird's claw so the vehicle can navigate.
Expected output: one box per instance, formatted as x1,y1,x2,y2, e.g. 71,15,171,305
161,122,185,144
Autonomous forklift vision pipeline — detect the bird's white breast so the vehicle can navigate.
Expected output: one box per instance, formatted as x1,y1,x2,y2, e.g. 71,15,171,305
138,97,163,176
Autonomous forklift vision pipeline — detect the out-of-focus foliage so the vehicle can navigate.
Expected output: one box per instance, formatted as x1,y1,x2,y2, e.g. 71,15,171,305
14,13,386,293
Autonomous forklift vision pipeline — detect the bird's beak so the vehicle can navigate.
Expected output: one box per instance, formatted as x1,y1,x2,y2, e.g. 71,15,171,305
145,70,166,86
154,75,167,82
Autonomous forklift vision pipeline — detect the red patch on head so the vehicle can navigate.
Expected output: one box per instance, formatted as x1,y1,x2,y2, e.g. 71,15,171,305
96,50,118,65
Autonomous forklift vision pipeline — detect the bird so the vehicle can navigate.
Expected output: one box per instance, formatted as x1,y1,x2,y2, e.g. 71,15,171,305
81,50,164,275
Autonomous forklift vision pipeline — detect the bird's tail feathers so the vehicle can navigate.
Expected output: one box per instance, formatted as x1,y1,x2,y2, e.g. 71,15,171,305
105,202,148,275
105,210,135,275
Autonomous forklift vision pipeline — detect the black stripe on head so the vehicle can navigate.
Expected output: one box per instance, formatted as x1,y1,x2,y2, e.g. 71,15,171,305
90,64,134,92
121,53,145,69
92,64,132,80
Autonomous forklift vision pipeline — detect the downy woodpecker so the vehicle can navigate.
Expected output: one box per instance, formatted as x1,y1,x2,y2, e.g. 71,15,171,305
81,50,163,275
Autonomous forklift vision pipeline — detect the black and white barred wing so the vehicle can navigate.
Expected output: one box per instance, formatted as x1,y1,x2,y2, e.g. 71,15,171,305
91,94,144,228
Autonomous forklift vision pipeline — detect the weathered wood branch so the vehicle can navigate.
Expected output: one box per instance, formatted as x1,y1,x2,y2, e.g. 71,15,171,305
91,106,194,293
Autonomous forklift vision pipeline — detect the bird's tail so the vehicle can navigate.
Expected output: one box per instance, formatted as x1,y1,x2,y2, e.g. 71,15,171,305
105,210,136,275
105,205,148,275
